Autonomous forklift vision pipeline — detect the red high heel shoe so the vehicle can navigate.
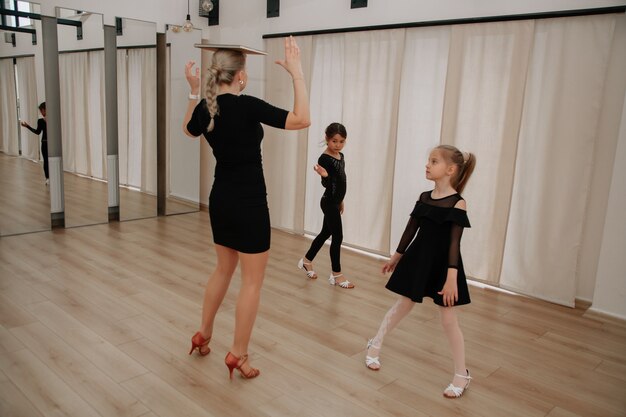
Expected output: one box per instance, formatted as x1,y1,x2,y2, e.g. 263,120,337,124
225,352,260,379
189,332,211,356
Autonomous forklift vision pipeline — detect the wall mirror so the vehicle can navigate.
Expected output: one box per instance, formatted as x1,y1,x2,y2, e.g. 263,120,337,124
115,17,158,221
165,25,201,215
0,0,50,236
55,7,108,228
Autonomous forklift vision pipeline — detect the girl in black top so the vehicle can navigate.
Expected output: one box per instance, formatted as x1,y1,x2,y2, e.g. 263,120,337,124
20,102,48,184
365,145,477,399
183,37,310,380
298,123,354,289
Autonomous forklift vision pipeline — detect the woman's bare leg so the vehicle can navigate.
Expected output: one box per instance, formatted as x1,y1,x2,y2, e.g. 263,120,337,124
230,250,269,372
199,245,239,344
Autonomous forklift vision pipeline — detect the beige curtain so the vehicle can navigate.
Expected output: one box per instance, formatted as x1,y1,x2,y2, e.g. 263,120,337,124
87,51,106,179
262,14,625,306
577,14,626,301
58,51,107,178
441,21,535,284
16,56,39,161
303,34,346,238
117,49,129,188
0,58,19,156
295,30,404,253
500,14,619,306
339,29,405,253
117,48,157,194
390,26,451,254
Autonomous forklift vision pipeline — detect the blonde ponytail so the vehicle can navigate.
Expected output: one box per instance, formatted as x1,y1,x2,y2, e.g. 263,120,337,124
456,152,476,194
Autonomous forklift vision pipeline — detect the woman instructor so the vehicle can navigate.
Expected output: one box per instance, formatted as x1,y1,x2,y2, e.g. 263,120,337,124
183,37,310,379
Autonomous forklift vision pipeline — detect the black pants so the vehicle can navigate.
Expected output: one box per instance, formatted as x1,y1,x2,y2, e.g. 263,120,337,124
305,197,343,272
41,140,49,179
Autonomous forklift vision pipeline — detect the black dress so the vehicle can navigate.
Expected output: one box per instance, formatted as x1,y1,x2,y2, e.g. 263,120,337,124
385,191,471,306
186,94,288,253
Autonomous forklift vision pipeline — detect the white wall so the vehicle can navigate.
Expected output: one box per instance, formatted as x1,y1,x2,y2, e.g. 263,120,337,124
36,0,626,33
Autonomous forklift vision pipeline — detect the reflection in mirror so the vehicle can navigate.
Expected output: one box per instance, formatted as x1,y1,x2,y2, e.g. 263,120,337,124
165,25,201,215
0,0,51,236
55,7,108,228
115,17,157,221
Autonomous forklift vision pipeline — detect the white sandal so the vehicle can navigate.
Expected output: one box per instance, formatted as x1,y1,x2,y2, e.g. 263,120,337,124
328,273,354,289
297,258,317,279
443,369,472,398
365,339,381,370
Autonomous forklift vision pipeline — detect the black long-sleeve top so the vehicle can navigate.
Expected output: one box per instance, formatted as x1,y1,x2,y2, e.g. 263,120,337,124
25,118,47,142
318,152,346,204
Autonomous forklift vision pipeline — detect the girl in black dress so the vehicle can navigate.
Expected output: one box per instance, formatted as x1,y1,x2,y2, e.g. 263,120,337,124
183,37,310,379
365,145,476,399
298,122,354,288
20,102,48,184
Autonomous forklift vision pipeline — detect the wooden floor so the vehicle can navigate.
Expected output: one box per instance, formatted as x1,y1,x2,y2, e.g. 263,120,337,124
0,154,50,235
0,153,197,236
0,212,625,417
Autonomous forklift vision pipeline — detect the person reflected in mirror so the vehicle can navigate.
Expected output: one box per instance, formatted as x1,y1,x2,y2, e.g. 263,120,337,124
20,102,48,185
183,37,310,380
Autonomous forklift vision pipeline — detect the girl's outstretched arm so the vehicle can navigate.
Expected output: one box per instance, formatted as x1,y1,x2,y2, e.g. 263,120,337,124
382,216,420,273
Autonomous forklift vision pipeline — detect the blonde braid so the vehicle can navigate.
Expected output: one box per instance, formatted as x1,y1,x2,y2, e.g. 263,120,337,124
203,50,246,133
204,67,219,132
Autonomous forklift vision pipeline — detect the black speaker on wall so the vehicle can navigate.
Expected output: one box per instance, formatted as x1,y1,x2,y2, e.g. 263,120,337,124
208,0,219,26
115,17,123,36
267,0,279,18
351,0,368,9
199,0,219,25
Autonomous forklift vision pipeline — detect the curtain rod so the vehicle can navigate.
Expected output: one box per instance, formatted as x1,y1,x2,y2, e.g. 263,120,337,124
262,5,625,39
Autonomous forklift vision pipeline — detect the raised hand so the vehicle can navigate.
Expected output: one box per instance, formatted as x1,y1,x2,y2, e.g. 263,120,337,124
275,36,304,79
185,61,201,94
20,120,29,128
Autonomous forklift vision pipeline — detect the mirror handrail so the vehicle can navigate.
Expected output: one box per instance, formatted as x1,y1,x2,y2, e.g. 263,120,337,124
0,9,82,28
0,23,34,34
